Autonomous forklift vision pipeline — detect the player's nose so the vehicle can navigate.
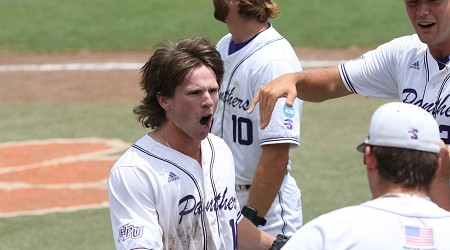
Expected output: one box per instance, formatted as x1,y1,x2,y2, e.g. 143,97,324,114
202,92,215,107
416,2,430,16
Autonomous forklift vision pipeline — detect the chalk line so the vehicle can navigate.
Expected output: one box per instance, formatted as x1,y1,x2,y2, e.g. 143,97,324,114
0,60,346,72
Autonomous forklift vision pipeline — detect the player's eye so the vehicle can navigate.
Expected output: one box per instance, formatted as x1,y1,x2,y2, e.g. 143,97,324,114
209,88,219,95
188,90,201,96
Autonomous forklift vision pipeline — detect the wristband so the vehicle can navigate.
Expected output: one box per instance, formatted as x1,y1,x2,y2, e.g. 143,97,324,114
269,234,289,250
241,205,266,226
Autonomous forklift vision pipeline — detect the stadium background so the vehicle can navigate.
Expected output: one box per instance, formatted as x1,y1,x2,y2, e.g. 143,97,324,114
0,0,410,249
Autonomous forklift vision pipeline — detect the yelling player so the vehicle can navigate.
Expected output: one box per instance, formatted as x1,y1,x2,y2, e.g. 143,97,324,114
107,37,286,250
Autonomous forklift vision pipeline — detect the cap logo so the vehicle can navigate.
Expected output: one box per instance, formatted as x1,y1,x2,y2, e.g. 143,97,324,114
409,129,418,140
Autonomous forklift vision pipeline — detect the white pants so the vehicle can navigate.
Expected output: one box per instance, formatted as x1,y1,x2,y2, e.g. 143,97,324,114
236,173,303,237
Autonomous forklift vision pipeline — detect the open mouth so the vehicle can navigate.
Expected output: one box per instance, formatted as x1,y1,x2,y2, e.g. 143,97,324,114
418,22,435,29
200,115,212,126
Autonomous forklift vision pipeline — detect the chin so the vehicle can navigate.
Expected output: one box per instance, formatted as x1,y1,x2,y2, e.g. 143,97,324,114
199,130,210,138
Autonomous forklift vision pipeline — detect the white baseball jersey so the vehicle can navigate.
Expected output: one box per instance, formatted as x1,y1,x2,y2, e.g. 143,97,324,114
283,197,450,249
339,34,450,144
211,24,303,236
108,133,242,250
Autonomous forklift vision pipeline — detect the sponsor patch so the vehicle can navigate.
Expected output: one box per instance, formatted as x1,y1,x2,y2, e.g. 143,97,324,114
283,105,295,118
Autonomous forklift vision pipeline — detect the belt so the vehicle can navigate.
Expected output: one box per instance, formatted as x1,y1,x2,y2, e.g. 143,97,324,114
235,184,251,191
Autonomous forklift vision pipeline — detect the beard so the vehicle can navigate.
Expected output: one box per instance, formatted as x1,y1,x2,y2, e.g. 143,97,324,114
213,0,229,23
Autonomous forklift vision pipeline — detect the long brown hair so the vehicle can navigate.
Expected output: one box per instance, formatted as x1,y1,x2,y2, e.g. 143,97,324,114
133,37,224,129
238,0,280,22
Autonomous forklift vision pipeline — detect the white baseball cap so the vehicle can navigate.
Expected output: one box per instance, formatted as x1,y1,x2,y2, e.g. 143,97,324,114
356,102,441,153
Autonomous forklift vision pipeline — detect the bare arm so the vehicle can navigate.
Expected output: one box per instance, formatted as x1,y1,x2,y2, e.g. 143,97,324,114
431,141,450,211
238,217,275,250
246,143,290,217
248,67,351,129
295,67,349,101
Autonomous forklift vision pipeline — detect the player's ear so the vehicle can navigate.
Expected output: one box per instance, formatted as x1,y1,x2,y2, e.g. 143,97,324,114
364,146,378,172
437,140,450,178
157,92,171,111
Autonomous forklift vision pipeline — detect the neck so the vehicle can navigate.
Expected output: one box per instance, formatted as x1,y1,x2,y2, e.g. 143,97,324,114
228,20,269,44
379,192,431,200
152,126,202,164
374,187,429,200
428,44,450,58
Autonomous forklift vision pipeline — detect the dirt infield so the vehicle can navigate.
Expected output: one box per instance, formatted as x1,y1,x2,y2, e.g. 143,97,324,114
0,138,130,217
0,47,370,217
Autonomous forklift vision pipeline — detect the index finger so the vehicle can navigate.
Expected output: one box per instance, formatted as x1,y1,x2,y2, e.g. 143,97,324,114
259,94,277,129
248,88,261,115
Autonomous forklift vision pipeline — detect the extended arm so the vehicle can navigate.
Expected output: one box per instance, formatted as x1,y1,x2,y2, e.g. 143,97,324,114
249,67,351,129
431,141,450,211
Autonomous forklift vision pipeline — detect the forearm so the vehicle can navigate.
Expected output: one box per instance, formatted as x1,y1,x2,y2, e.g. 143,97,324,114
430,177,450,211
432,143,450,211
238,218,275,250
247,144,290,217
295,67,350,102
247,164,286,217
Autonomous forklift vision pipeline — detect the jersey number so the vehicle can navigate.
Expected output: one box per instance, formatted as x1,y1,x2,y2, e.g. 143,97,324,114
232,115,253,145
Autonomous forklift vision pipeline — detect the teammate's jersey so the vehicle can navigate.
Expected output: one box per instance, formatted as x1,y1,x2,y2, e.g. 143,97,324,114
339,34,450,144
211,24,303,184
283,197,450,249
108,134,241,250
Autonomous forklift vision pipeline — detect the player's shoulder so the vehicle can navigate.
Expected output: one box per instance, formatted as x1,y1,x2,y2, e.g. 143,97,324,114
206,133,228,146
252,29,298,64
362,197,450,219
111,134,161,171
383,34,427,52
392,34,422,43
368,34,427,64
258,28,295,53
206,133,233,151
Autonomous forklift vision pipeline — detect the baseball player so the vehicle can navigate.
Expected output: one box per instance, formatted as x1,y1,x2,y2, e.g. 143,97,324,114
108,37,278,250
283,102,450,249
211,0,303,236
249,0,450,211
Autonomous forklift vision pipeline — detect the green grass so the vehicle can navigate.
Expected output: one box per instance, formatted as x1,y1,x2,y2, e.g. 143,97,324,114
0,0,413,52
272,0,413,47
0,102,148,143
292,96,390,221
0,209,114,249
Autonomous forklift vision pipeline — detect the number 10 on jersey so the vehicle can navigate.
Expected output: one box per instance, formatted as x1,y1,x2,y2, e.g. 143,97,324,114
232,115,253,146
